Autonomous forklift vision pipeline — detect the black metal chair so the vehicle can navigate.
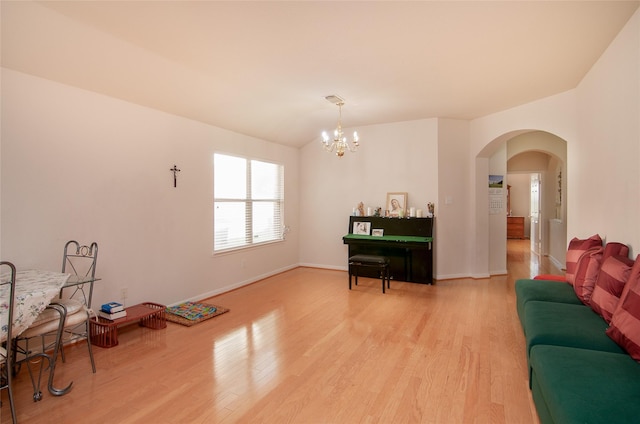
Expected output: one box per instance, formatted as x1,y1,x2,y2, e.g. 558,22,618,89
1,261,18,423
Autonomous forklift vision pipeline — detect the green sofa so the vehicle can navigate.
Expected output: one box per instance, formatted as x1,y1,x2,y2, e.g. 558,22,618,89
516,278,640,424
515,278,582,328
530,345,640,424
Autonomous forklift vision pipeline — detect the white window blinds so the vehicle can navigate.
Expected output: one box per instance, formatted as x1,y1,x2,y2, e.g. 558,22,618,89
214,153,284,252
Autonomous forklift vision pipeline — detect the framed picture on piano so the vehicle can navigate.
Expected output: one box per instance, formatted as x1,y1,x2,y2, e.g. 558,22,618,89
372,229,384,237
386,192,408,217
353,221,371,235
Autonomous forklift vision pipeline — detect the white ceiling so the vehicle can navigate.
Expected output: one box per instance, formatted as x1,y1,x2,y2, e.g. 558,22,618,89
2,1,638,147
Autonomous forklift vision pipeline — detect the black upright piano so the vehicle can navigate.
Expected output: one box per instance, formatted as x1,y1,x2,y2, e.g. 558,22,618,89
343,216,434,284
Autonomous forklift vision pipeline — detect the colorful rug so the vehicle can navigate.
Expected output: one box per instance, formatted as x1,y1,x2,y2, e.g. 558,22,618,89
165,301,229,327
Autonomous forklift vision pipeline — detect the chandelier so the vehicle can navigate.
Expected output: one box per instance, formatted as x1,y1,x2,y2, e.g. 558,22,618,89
321,95,359,157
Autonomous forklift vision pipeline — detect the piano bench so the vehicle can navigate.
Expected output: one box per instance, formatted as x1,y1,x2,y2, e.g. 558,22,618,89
348,254,391,293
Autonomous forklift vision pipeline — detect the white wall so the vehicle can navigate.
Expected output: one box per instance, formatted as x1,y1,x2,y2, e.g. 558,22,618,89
0,69,300,307
436,119,471,279
3,8,638,289
506,173,530,221
573,8,640,255
299,119,438,271
489,144,507,274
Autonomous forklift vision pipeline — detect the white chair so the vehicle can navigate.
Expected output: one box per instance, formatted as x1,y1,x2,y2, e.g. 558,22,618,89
1,261,17,423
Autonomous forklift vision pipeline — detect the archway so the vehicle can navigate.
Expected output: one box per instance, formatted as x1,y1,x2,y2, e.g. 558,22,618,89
476,130,567,276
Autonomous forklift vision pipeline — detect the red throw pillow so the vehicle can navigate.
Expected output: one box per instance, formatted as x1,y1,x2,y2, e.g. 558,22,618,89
590,255,635,323
602,242,630,260
573,246,604,304
565,234,602,285
606,255,640,360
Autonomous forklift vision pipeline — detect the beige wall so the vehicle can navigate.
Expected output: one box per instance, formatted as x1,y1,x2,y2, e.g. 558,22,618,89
573,7,639,255
470,8,639,276
1,69,300,307
298,118,439,271
2,9,638,293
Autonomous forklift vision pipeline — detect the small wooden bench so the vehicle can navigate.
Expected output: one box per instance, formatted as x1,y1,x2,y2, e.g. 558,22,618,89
89,302,166,348
348,254,391,293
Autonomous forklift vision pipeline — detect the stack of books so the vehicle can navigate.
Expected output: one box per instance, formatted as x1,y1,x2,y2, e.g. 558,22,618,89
98,302,127,320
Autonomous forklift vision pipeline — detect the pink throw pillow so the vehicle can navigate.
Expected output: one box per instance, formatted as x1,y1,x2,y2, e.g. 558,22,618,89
590,255,635,323
565,234,602,285
606,255,640,361
573,246,604,304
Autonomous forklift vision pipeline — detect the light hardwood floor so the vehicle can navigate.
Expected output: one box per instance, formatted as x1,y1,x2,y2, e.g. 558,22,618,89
2,240,560,423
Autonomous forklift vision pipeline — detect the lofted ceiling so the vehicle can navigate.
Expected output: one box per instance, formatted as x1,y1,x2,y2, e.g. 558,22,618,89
2,1,638,147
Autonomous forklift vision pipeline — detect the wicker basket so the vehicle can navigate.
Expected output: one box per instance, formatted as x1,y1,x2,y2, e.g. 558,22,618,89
138,302,167,329
89,316,119,348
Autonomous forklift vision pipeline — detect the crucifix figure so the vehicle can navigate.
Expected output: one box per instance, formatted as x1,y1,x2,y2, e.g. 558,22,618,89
170,165,181,187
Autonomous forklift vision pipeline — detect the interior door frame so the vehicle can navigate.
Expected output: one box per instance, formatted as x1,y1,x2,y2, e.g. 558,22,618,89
530,173,542,254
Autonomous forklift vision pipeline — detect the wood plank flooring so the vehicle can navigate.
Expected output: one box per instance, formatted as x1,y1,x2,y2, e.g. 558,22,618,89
1,240,560,423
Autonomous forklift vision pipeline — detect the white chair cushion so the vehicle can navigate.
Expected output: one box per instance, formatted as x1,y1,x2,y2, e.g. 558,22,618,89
20,316,65,337
21,303,87,338
29,299,84,327
29,307,62,327
53,298,84,314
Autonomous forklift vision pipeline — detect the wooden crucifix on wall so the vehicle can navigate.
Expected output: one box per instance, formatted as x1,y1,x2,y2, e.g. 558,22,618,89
170,165,181,187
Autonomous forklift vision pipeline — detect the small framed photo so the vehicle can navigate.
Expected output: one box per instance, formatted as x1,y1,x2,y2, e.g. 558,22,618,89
372,229,384,237
353,221,371,235
386,192,408,217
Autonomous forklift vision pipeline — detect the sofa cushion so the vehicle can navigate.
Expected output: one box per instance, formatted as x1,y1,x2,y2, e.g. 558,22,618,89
590,254,635,323
523,301,624,359
530,345,640,424
565,234,602,285
606,255,640,360
515,279,581,330
572,246,603,305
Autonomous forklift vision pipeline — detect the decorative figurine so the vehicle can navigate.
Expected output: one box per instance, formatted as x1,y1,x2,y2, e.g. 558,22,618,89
374,207,382,217
357,202,365,218
427,202,435,217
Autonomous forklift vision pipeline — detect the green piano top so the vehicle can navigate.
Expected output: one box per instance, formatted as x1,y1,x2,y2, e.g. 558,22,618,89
343,234,433,243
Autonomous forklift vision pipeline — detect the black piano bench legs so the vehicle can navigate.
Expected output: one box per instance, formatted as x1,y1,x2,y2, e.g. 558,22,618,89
348,254,391,293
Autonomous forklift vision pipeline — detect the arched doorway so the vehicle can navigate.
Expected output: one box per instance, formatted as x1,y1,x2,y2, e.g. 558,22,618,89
476,130,567,276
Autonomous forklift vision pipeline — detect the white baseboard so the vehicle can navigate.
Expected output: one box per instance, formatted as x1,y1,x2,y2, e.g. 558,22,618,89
436,272,474,280
170,264,299,307
298,262,347,271
549,255,564,271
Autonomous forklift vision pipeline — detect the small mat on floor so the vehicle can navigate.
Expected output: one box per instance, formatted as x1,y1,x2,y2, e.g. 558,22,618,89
165,301,229,327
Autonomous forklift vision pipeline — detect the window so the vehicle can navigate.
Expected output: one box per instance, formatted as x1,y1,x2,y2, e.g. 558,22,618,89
214,153,284,252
